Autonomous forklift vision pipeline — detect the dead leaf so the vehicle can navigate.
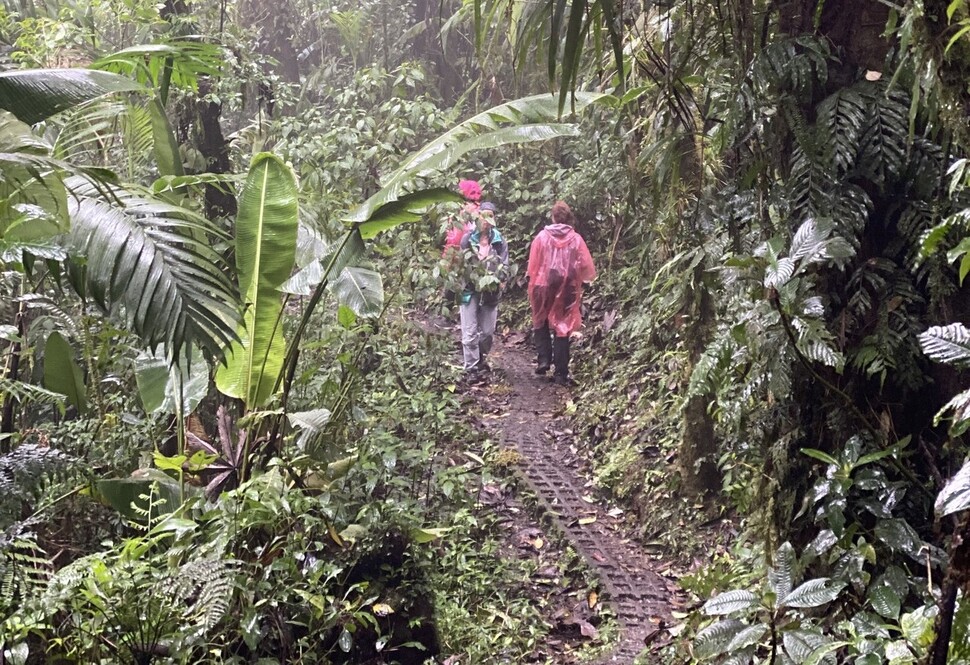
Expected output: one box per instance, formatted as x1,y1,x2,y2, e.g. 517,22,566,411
579,620,599,639
578,516,596,525
587,591,598,609
372,602,394,616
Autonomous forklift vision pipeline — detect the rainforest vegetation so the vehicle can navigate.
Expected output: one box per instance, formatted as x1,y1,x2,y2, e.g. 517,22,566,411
2,0,970,663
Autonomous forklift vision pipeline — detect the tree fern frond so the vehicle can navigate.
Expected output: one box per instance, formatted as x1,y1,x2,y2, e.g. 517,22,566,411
793,316,844,371
828,184,872,243
0,443,73,522
17,293,80,340
0,379,67,416
688,335,736,398
53,100,155,179
168,558,235,633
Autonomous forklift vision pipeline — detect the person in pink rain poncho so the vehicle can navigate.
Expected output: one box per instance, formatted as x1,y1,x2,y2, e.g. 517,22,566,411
444,179,482,254
527,201,596,385
441,179,483,305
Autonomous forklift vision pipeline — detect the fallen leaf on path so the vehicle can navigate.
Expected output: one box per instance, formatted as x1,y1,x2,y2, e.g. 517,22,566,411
579,620,599,639
582,495,595,503
578,516,596,525
591,551,606,563
587,591,598,609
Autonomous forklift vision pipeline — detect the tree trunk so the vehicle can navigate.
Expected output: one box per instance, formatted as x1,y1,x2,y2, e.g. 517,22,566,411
680,259,720,495
196,78,236,219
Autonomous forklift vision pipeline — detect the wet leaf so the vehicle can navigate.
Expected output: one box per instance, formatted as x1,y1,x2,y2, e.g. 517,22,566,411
338,627,353,652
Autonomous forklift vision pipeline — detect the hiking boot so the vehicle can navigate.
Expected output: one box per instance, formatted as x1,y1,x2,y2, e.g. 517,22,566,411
553,374,576,387
460,369,487,386
535,363,550,375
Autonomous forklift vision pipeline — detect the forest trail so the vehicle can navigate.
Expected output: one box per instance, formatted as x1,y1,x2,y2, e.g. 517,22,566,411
463,330,678,663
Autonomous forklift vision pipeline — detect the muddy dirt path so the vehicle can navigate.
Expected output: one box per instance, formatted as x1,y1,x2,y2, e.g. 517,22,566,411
471,333,677,663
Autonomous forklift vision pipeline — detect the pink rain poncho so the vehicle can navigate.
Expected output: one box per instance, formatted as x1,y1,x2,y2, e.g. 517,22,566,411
527,223,596,337
443,202,481,259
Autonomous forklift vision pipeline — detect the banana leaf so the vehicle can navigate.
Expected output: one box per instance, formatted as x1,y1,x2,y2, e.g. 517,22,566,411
216,153,298,409
346,92,610,226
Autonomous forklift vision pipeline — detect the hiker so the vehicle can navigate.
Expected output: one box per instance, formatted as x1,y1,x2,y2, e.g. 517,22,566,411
527,201,596,386
443,179,482,261
458,201,508,377
442,179,483,306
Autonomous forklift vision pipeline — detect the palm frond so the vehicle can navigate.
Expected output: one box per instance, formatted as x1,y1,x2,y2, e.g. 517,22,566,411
0,69,145,125
66,180,240,361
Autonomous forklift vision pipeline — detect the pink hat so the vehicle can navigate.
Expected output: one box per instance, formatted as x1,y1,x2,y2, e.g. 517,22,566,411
458,179,482,202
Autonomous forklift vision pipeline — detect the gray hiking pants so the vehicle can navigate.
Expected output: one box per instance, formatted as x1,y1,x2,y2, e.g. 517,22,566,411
459,294,498,370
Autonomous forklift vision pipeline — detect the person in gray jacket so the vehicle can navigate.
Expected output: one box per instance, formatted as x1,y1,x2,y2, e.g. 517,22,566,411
458,201,509,377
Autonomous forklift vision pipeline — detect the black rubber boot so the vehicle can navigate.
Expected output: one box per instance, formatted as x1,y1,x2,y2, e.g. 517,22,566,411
534,326,552,374
553,335,570,382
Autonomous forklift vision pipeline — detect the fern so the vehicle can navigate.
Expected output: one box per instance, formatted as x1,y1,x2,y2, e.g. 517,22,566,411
0,378,67,417
17,292,80,340
816,88,867,175
0,534,50,617
168,558,235,633
0,443,73,524
858,86,909,187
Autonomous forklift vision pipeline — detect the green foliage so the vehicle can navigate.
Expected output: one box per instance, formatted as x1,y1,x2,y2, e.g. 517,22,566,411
66,179,241,361
0,67,145,124
215,152,297,409
42,330,86,413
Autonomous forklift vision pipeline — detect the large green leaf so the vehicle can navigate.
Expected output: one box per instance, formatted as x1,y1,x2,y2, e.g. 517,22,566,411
134,344,208,416
66,180,240,361
347,92,610,225
42,332,86,414
781,578,845,608
0,69,145,125
769,542,795,600
150,98,184,178
356,188,462,239
693,619,746,659
935,458,970,517
92,469,185,520
331,266,383,317
920,323,970,366
703,590,760,616
215,153,298,409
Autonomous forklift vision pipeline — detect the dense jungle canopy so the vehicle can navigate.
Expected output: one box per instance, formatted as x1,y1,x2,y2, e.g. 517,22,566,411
3,0,970,663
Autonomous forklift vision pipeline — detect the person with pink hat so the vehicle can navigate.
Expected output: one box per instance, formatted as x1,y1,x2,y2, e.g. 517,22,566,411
442,179,485,304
